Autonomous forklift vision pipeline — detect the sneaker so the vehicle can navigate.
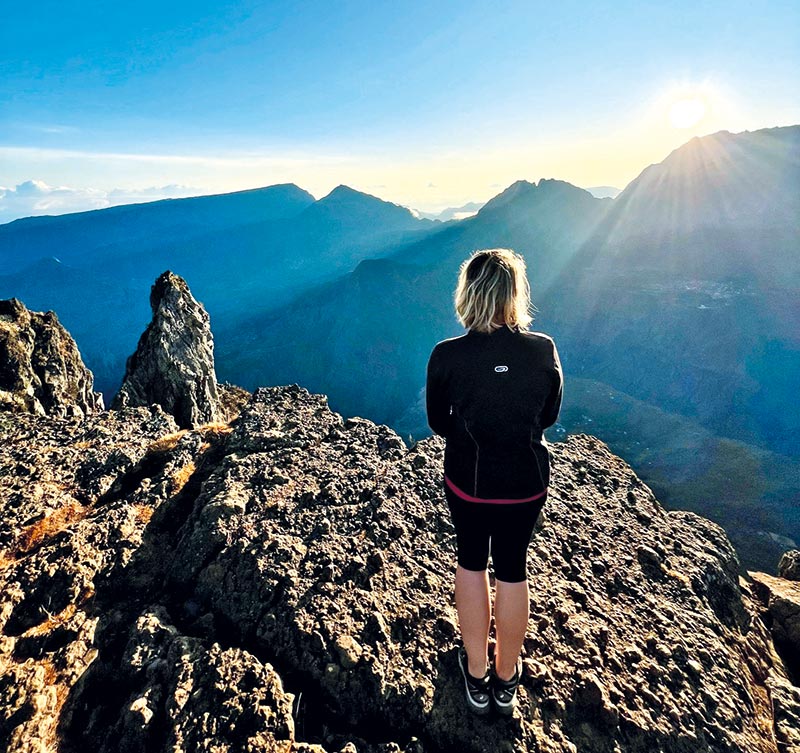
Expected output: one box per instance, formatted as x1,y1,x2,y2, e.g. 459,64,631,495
457,646,491,715
491,656,522,716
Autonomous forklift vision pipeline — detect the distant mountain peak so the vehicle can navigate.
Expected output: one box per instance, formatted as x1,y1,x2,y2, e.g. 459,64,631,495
656,125,799,174
412,201,485,221
309,185,421,225
536,177,589,194
612,124,800,227
326,184,362,197
319,185,384,204
507,178,535,190
479,178,595,216
478,180,536,214
200,182,309,198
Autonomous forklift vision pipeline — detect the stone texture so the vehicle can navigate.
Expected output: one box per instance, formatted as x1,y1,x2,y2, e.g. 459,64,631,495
111,271,220,429
748,570,800,683
779,550,800,581
2,383,798,752
0,404,180,753
67,607,297,753
0,297,104,418
217,380,252,424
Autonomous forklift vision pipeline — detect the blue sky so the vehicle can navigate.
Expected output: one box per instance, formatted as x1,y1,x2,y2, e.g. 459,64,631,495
1,0,798,221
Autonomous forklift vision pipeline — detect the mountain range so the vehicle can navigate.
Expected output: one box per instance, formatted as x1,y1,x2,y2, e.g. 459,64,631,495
0,182,437,392
1,125,798,572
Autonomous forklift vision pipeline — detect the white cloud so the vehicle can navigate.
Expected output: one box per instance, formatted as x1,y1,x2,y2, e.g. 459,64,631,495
0,145,349,168
0,180,205,223
29,124,81,134
106,184,203,200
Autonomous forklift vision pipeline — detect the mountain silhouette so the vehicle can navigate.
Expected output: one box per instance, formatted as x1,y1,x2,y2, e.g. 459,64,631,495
0,183,316,275
415,201,484,221
544,125,800,450
214,177,610,417
0,184,441,402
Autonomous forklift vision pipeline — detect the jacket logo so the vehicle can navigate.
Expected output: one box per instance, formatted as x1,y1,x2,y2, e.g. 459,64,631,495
494,365,508,372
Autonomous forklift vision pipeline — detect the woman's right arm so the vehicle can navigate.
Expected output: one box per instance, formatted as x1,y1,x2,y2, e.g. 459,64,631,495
425,344,452,438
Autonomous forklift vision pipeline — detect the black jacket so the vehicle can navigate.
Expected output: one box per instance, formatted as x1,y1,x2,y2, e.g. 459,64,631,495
426,325,563,499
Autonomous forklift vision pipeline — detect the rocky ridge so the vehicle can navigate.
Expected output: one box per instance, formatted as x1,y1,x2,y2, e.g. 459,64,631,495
1,275,799,752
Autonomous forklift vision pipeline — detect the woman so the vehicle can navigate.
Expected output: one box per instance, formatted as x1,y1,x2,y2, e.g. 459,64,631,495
425,248,563,717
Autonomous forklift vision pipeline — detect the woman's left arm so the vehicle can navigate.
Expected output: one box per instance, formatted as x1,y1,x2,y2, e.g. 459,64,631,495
540,339,563,431
425,344,452,438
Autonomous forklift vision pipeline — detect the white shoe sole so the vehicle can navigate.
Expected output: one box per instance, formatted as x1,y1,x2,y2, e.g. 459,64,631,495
492,660,521,715
458,650,491,715
493,693,517,715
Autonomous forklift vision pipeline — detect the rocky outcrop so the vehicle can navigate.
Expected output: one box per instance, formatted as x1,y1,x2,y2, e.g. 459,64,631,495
744,568,800,752
0,297,104,418
111,271,221,429
2,384,799,752
748,571,800,680
779,550,800,581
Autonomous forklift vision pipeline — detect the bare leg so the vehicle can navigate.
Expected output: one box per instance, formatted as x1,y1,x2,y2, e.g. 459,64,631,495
494,578,529,680
454,565,491,677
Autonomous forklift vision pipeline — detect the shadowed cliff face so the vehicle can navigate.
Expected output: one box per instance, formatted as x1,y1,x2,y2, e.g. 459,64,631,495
1,386,799,753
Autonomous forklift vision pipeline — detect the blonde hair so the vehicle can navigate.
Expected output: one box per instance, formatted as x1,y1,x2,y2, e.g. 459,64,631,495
454,248,534,333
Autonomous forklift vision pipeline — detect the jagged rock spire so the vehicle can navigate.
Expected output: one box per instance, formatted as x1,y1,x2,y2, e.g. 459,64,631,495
111,271,220,429
0,296,104,418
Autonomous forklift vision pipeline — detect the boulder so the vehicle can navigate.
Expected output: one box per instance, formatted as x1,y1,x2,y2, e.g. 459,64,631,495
779,550,800,581
748,570,800,681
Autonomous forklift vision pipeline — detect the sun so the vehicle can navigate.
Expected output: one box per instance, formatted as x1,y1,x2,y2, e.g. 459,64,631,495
668,96,707,129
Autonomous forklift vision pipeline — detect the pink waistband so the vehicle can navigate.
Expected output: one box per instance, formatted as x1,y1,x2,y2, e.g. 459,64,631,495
444,474,548,504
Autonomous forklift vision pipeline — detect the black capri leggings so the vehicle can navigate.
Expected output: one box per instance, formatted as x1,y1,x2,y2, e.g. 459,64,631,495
444,482,546,583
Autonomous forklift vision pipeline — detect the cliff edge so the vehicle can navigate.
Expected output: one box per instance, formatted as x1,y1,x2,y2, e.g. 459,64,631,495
1,275,798,752
1,387,799,752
